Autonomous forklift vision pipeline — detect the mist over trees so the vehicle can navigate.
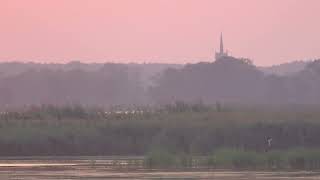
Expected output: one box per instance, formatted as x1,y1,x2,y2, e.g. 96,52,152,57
258,60,309,76
151,57,264,104
0,58,319,108
151,57,320,105
0,63,145,107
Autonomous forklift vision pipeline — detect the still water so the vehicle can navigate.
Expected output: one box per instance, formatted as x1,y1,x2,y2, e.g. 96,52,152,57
0,157,319,179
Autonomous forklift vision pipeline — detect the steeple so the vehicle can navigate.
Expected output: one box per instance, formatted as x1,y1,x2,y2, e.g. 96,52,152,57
220,33,224,54
215,32,228,61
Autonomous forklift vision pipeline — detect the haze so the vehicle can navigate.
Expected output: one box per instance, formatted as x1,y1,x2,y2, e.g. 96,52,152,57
1,0,319,66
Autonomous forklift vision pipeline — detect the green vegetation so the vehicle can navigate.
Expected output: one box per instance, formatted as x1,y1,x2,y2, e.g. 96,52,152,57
145,148,320,170
145,149,177,168
1,104,320,166
209,149,265,168
144,149,193,168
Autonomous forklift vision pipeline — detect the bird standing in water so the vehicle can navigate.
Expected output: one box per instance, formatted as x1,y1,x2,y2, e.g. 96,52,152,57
266,137,273,152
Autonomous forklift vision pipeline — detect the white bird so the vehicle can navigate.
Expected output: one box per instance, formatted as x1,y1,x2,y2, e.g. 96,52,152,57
267,137,273,147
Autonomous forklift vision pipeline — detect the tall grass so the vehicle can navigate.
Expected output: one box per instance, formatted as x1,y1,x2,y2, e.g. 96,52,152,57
208,148,320,170
144,149,193,168
144,149,177,168
144,148,320,170
1,104,320,157
210,149,264,169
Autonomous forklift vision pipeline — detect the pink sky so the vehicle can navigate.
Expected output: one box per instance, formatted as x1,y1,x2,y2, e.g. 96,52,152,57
1,0,320,66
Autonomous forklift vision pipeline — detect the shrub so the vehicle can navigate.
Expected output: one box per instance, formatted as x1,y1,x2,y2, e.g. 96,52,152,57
144,149,177,168
265,150,286,169
286,148,320,170
212,149,265,169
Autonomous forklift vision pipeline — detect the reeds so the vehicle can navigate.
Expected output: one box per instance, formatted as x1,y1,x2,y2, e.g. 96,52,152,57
1,104,320,159
145,148,320,170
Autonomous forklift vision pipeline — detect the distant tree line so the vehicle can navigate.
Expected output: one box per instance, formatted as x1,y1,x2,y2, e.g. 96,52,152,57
151,57,320,105
0,64,146,107
1,57,319,107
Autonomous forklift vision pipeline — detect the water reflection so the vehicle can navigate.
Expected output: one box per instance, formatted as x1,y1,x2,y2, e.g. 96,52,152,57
0,157,319,179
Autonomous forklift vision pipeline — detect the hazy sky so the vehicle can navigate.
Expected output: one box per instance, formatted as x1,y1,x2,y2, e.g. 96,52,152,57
1,0,319,66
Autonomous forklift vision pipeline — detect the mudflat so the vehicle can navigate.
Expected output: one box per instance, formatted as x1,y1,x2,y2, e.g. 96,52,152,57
0,157,319,180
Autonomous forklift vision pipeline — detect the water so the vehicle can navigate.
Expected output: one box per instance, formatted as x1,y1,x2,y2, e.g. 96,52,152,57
0,157,319,179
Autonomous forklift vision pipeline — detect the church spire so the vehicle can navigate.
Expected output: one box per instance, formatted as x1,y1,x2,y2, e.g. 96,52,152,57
215,32,228,61
220,33,224,54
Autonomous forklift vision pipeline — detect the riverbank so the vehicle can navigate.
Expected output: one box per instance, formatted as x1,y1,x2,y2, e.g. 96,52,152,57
146,148,320,170
0,157,319,180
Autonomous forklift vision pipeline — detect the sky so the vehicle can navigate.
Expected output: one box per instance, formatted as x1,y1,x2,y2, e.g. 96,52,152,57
0,0,320,66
